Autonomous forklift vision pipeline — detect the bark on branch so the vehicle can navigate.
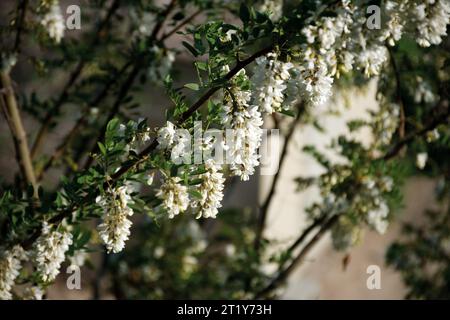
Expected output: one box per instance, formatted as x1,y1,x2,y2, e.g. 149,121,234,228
0,71,38,197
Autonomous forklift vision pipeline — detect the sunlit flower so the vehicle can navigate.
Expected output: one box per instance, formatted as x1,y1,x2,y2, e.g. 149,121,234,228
34,223,72,282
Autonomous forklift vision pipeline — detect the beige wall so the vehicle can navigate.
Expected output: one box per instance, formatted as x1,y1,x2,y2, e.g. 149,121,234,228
260,82,436,299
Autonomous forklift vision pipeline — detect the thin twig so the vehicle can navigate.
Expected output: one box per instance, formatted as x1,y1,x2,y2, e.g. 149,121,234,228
381,98,449,161
151,0,178,40
254,215,339,299
160,9,203,41
19,44,274,250
388,46,406,140
37,61,134,180
253,98,450,299
109,46,274,182
30,0,121,159
0,71,38,198
82,0,179,170
13,0,29,53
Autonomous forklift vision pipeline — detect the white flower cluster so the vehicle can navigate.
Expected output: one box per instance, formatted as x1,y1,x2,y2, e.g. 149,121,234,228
367,202,389,234
156,176,190,218
363,176,393,235
33,222,72,282
376,103,400,147
357,44,388,78
192,160,225,219
97,185,134,254
414,0,450,47
258,0,283,21
296,52,334,106
288,0,450,107
221,70,263,180
0,245,27,300
377,0,450,48
157,121,177,148
41,1,65,43
292,1,355,106
251,53,293,114
302,2,353,54
379,1,407,46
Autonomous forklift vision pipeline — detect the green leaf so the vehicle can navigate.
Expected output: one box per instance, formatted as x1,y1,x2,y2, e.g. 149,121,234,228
188,178,203,186
189,190,203,199
280,109,296,117
184,83,199,91
97,142,107,155
195,61,208,71
106,118,120,133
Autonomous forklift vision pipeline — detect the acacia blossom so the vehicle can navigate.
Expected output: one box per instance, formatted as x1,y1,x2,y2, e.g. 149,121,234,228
221,70,263,181
41,1,65,43
97,186,134,254
357,44,388,78
379,1,406,46
295,50,334,106
156,177,190,218
0,245,27,300
191,160,225,219
258,0,283,21
157,121,177,148
413,0,450,47
251,53,293,114
33,223,72,282
367,202,390,234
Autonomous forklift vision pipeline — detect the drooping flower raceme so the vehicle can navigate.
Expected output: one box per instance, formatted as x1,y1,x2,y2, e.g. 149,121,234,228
0,245,27,300
191,160,225,219
221,70,263,181
97,185,134,254
156,177,190,218
41,1,65,43
33,223,72,282
258,0,283,21
295,50,334,106
357,44,388,78
379,1,406,46
367,201,390,234
413,0,450,47
251,53,293,114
